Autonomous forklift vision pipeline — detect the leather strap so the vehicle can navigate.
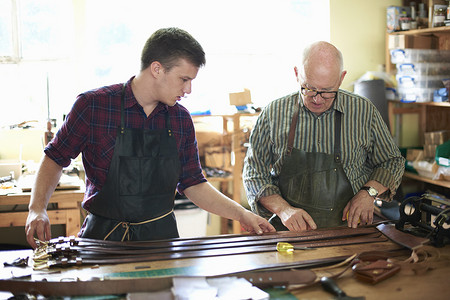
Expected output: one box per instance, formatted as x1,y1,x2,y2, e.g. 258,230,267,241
287,96,300,155
35,231,387,269
376,223,429,250
53,234,384,265
43,226,380,250
237,269,316,288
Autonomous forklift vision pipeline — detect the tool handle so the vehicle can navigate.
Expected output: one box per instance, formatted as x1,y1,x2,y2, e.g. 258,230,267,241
320,277,346,297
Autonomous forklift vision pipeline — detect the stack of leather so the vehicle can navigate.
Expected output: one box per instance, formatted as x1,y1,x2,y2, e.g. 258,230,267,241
32,227,387,270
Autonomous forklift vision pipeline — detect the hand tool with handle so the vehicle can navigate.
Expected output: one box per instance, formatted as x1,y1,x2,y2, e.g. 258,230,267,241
320,277,365,300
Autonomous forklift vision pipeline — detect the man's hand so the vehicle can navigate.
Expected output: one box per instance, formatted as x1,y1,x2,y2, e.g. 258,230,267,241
278,206,317,231
25,209,51,249
238,210,276,234
259,194,317,231
342,190,374,228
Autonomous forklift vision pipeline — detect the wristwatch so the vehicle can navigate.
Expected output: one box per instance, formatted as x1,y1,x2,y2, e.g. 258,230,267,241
360,186,378,199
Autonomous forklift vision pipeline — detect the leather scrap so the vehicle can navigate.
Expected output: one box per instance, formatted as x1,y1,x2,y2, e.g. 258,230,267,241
352,259,400,284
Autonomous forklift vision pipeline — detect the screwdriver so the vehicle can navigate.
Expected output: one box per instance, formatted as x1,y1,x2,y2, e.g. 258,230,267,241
276,242,316,253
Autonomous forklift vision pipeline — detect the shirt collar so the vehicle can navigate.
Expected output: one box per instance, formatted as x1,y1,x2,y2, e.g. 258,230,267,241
123,76,169,114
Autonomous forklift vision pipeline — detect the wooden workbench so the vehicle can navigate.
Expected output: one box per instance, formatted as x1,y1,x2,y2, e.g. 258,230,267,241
0,188,84,237
0,235,449,299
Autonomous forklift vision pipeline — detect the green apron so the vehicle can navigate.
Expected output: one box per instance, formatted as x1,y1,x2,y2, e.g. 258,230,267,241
81,83,181,241
271,98,354,229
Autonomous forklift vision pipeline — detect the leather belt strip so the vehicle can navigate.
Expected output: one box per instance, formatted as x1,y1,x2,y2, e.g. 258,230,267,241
0,265,322,297
44,226,380,250
49,232,384,257
376,223,430,250
32,227,387,269
46,229,382,255
40,234,385,268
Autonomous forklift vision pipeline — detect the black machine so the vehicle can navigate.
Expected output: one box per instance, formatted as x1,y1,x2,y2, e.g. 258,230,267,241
396,193,450,247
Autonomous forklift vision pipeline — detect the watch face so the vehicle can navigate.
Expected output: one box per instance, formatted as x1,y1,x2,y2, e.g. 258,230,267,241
368,187,378,197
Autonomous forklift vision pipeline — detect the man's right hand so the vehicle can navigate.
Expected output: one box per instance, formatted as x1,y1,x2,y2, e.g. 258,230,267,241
25,209,52,249
278,206,317,231
259,194,317,231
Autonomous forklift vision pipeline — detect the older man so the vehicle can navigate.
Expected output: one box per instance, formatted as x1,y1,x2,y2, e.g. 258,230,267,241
243,41,405,231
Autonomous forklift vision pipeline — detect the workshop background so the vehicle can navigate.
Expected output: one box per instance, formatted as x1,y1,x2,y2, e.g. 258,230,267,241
1,0,449,248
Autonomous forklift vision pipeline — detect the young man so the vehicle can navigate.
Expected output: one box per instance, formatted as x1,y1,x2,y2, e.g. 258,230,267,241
26,27,275,248
243,41,405,231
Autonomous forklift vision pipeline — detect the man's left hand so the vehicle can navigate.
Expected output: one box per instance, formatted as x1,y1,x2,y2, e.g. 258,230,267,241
342,190,374,228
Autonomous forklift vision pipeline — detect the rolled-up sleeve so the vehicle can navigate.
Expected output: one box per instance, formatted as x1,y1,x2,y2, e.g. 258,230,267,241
243,108,281,218
366,108,405,201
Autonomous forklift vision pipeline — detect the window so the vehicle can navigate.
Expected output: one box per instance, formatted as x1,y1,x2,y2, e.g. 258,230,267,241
0,0,329,128
0,0,74,127
82,0,330,114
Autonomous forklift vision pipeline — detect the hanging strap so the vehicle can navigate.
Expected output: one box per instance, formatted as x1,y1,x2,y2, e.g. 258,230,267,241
120,83,126,134
333,111,342,163
286,97,300,155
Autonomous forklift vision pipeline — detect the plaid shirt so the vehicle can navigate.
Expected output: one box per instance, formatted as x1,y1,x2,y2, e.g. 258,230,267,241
45,77,206,209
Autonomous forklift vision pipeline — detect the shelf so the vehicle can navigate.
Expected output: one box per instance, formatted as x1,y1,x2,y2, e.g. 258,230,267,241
404,171,450,189
388,100,450,107
390,26,450,36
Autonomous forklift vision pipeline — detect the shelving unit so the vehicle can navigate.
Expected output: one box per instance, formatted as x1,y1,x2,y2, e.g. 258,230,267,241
193,113,259,234
386,2,450,194
385,2,450,73
404,171,450,189
388,100,450,144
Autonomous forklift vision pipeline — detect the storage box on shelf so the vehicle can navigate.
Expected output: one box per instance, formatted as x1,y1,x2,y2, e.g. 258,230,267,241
389,48,450,103
396,62,450,76
390,48,450,64
397,75,448,89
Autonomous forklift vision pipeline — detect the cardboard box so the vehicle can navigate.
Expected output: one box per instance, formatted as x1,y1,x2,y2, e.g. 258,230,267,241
406,149,424,161
387,6,406,33
388,34,438,49
229,89,252,106
424,144,438,159
424,130,450,145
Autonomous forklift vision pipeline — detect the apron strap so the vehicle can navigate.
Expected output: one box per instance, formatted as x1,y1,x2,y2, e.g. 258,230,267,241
334,111,342,163
103,209,175,241
285,94,342,163
121,82,173,136
120,83,126,134
286,95,300,155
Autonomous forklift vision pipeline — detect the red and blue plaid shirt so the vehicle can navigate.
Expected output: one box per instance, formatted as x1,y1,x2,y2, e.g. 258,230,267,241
45,77,206,209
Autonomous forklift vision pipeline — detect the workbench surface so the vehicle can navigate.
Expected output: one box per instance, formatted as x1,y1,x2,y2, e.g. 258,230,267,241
0,234,449,299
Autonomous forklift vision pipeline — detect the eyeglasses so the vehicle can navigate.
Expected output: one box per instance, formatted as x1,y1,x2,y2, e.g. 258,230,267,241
301,86,338,100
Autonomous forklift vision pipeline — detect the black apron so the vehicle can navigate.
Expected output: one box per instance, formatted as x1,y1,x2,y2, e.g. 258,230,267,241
81,83,181,241
270,97,354,229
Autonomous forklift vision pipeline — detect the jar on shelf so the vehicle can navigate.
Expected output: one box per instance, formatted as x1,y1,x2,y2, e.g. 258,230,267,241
433,6,446,27
400,16,411,30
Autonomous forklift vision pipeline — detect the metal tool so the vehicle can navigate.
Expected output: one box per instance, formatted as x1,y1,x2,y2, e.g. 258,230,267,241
320,277,365,300
276,242,316,253
396,194,450,247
